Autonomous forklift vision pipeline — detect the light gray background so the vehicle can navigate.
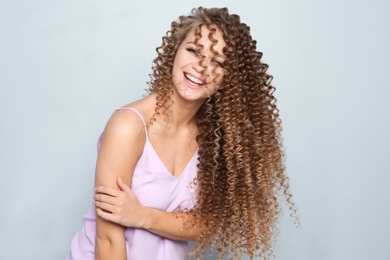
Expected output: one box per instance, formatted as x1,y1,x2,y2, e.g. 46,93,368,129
0,0,389,259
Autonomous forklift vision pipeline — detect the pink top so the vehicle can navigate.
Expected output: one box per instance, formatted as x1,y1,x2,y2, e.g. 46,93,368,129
67,108,199,260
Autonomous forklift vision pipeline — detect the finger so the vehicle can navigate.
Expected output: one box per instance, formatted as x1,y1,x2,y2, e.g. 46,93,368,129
95,186,122,197
117,177,132,193
96,208,120,223
94,193,120,206
94,200,118,214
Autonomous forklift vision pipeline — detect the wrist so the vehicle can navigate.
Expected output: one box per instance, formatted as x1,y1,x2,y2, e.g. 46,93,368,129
139,206,154,229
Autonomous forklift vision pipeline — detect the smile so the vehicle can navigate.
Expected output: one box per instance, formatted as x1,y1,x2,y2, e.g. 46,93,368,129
184,73,205,85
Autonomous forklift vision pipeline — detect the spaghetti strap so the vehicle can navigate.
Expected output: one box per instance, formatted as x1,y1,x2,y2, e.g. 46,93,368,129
115,107,148,137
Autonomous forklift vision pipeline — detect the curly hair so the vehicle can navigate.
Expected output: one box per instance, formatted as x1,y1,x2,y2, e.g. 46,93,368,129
147,7,296,259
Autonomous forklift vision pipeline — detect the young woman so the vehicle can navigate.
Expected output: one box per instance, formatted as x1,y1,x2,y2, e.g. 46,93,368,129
68,7,295,260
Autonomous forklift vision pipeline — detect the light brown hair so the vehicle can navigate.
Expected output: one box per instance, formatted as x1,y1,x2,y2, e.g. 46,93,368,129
147,7,296,259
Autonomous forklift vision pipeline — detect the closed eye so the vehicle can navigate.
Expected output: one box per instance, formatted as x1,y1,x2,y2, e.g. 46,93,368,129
216,60,224,67
214,59,225,68
186,47,196,53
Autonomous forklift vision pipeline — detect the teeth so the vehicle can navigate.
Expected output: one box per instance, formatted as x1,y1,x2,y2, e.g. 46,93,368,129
185,73,204,85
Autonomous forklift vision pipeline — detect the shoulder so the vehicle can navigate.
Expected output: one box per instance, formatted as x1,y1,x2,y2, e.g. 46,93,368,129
99,95,157,150
115,94,157,127
107,94,155,131
105,108,145,140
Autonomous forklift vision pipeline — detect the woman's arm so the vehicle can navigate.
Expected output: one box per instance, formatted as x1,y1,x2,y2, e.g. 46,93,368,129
94,111,145,260
95,179,203,241
142,201,202,241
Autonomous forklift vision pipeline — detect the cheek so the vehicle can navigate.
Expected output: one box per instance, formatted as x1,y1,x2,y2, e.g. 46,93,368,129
171,60,181,81
172,58,179,72
212,70,224,85
207,76,223,94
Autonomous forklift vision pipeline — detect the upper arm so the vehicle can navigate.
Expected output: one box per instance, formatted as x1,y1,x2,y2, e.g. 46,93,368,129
95,110,146,242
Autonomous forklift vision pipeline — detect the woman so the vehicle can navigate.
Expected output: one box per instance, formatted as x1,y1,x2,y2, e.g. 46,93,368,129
68,7,295,260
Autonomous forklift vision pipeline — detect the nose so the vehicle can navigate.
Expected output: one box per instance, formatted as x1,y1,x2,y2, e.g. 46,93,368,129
191,63,203,74
191,57,218,75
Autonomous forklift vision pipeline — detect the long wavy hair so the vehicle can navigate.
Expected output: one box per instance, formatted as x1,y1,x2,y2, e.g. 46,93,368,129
147,7,296,259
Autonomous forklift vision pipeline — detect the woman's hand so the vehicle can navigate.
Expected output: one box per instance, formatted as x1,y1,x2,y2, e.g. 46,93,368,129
95,178,201,241
94,178,148,228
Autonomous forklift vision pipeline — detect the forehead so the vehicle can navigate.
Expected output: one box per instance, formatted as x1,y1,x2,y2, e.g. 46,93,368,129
184,25,226,51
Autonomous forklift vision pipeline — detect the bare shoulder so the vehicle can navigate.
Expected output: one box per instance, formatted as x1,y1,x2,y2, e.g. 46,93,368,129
96,102,151,188
118,94,157,126
104,109,145,141
103,95,155,139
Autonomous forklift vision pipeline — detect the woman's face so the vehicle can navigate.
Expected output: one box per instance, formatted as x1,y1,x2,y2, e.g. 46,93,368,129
172,25,226,102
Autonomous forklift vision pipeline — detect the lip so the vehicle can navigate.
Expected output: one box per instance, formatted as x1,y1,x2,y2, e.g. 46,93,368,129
183,72,205,89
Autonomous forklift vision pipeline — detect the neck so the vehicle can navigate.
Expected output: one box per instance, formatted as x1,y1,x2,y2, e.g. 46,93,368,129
170,93,204,128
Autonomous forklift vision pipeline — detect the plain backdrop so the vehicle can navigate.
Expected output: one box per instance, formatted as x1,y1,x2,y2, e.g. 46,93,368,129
0,0,389,259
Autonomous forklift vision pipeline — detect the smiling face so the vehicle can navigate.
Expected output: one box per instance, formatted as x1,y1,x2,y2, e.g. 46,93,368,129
172,25,226,101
